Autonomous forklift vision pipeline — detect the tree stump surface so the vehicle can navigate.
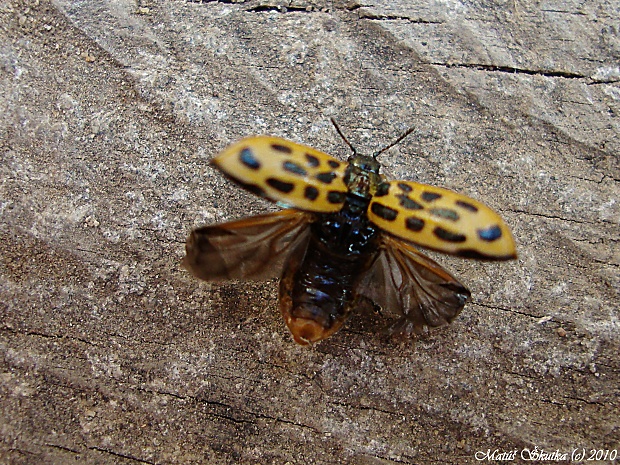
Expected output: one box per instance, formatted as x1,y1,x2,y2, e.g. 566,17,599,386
1,0,618,464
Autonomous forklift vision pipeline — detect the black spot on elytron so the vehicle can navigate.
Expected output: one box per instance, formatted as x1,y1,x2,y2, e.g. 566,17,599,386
304,186,319,201
430,208,460,221
397,182,413,193
233,179,266,198
271,143,293,154
421,191,442,202
457,249,516,260
328,160,341,169
371,202,398,221
397,195,423,210
316,172,337,184
239,148,261,170
375,182,390,197
434,227,467,243
266,177,295,193
283,161,307,176
405,217,424,232
478,225,502,242
305,153,320,167
327,191,346,204
456,249,487,259
456,200,478,212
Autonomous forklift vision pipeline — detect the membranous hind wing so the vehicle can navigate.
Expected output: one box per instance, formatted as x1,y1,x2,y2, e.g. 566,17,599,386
356,234,471,336
183,209,313,281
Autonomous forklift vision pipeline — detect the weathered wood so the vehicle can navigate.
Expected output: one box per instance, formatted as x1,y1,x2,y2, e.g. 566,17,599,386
1,0,618,463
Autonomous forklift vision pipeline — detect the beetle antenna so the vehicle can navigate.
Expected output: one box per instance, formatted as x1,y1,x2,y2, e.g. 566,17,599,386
373,125,416,159
330,118,358,155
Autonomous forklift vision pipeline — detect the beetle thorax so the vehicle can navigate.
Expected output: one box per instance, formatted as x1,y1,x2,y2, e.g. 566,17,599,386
344,154,383,199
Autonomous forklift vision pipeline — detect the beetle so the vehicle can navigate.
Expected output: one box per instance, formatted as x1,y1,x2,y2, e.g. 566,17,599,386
183,120,516,345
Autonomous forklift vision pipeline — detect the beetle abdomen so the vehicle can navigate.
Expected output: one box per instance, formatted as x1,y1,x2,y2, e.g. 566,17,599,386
279,238,364,345
279,202,380,345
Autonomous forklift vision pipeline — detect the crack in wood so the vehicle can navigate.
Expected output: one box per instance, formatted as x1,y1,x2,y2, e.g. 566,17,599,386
473,302,542,320
562,394,606,406
359,13,443,24
329,399,402,417
429,62,587,80
136,385,324,433
0,326,96,346
45,443,81,455
507,208,615,225
89,445,157,465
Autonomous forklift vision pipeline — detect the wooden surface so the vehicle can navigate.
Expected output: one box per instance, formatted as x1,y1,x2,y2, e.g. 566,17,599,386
1,0,618,464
